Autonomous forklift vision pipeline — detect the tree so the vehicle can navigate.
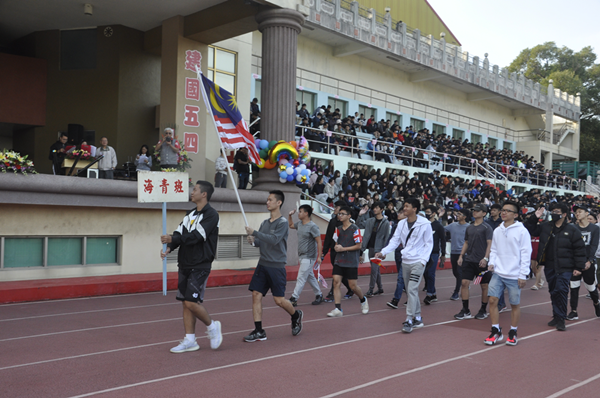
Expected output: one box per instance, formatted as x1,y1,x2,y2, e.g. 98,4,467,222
508,42,600,161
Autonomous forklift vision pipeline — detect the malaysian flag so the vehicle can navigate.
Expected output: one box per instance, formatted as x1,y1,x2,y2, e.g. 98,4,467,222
199,74,260,164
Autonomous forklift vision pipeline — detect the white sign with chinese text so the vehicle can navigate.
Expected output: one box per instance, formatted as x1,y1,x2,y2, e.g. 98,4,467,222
137,171,189,203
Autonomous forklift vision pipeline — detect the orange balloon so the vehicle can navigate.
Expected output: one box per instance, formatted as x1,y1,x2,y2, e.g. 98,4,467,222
264,159,277,169
290,141,298,148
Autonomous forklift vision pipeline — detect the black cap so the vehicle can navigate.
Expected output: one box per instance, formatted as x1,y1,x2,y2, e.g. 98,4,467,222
573,205,592,214
472,203,488,213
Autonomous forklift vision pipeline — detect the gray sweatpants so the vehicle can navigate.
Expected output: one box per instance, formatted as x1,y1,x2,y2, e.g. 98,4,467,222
403,261,425,320
292,258,322,299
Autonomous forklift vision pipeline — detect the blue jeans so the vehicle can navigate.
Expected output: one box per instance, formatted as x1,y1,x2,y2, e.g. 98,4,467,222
424,253,439,296
544,267,572,320
393,251,405,300
238,172,249,189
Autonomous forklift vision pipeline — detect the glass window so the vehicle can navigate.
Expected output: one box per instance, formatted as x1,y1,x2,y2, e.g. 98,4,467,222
386,112,402,126
328,98,348,116
410,118,424,131
86,237,118,265
48,238,82,266
254,79,261,104
432,124,445,136
207,46,237,95
488,137,498,149
503,141,513,151
452,129,464,140
4,238,43,268
471,133,482,144
359,105,376,120
215,72,235,95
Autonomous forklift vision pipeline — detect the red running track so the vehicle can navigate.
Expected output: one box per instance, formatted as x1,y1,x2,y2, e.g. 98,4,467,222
1,270,600,398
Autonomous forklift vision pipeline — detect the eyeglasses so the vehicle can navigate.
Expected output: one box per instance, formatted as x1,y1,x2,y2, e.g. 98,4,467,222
338,213,349,216
501,209,516,213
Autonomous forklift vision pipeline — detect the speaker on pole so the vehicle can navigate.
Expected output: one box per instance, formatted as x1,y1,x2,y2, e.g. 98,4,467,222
67,124,84,145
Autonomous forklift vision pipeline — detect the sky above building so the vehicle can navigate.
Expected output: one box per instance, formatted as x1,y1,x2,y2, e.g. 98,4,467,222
427,0,600,69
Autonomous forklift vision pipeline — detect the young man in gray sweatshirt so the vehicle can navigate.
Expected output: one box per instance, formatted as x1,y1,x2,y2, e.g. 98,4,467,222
244,190,303,342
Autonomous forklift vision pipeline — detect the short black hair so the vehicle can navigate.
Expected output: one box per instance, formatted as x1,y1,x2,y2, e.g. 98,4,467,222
269,190,285,206
502,200,520,214
372,201,385,210
490,203,502,210
404,197,421,212
550,202,569,214
196,180,215,201
299,204,313,217
60,132,68,138
334,200,346,208
426,205,438,214
339,206,353,215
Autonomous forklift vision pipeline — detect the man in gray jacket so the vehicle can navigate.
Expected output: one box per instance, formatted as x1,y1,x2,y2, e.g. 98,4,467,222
357,202,391,297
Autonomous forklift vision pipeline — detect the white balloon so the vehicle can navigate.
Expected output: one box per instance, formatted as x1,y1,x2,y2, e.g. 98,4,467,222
296,174,303,182
286,167,294,175
299,164,307,170
279,177,287,183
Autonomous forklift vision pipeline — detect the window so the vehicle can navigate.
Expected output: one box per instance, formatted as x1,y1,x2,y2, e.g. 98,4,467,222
452,129,464,140
60,28,97,70
432,124,445,136
0,236,120,268
410,118,424,131
296,90,316,114
471,133,482,144
488,137,498,149
216,236,260,260
254,79,261,104
386,112,402,127
207,46,237,95
359,105,376,121
329,98,348,116
503,141,513,151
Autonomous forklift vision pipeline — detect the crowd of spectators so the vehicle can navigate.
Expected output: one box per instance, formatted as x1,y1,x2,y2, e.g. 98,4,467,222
303,158,598,227
294,103,581,190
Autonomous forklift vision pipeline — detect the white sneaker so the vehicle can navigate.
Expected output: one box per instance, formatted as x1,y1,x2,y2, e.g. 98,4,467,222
361,297,369,314
206,321,223,350
170,338,199,353
327,308,343,317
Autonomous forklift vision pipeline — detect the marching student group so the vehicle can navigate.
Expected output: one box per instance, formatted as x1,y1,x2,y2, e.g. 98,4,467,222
159,179,600,353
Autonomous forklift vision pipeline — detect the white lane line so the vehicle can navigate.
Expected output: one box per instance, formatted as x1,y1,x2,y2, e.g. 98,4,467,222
318,317,600,398
64,317,597,398
0,309,389,371
545,372,600,398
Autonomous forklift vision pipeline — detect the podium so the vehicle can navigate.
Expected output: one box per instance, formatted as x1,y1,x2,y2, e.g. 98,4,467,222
62,158,98,177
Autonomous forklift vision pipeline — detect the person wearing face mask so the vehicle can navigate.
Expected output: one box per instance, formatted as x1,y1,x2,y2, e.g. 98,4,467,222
525,203,587,331
423,205,446,305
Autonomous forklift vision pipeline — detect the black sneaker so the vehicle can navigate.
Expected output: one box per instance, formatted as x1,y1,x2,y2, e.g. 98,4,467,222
344,291,354,300
548,316,558,327
365,289,374,298
424,295,437,305
595,303,600,318
244,329,267,342
586,293,591,300
556,318,566,331
311,295,323,305
506,329,518,346
387,298,399,309
292,310,303,336
323,292,334,303
374,289,384,296
454,309,473,320
402,321,413,333
412,318,424,328
289,296,298,307
474,309,488,320
566,311,578,321
484,326,503,345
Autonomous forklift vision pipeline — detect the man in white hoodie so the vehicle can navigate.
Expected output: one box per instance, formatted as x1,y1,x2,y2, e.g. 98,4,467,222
484,201,532,346
376,198,433,334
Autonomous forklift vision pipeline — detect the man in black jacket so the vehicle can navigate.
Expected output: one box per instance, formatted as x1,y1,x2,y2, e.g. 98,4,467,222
161,181,223,352
526,203,586,331
49,132,68,175
323,201,353,301
423,205,446,305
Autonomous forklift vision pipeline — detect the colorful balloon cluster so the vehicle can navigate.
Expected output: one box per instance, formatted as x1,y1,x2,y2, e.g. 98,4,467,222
253,136,312,184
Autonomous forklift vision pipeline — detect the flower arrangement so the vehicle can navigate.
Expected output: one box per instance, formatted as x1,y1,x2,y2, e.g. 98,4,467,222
0,149,37,175
65,149,95,161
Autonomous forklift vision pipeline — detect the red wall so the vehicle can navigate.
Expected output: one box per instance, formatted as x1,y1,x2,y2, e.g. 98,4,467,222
0,53,47,126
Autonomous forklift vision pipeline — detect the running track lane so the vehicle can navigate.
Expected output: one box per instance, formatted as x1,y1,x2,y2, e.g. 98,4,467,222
1,271,599,398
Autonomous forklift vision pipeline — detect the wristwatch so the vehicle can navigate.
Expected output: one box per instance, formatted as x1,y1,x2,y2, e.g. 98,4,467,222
483,257,489,261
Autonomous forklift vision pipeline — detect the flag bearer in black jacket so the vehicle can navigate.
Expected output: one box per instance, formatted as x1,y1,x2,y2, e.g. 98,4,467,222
322,201,353,301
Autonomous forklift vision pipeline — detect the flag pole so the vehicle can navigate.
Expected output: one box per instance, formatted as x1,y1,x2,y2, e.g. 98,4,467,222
196,66,249,228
